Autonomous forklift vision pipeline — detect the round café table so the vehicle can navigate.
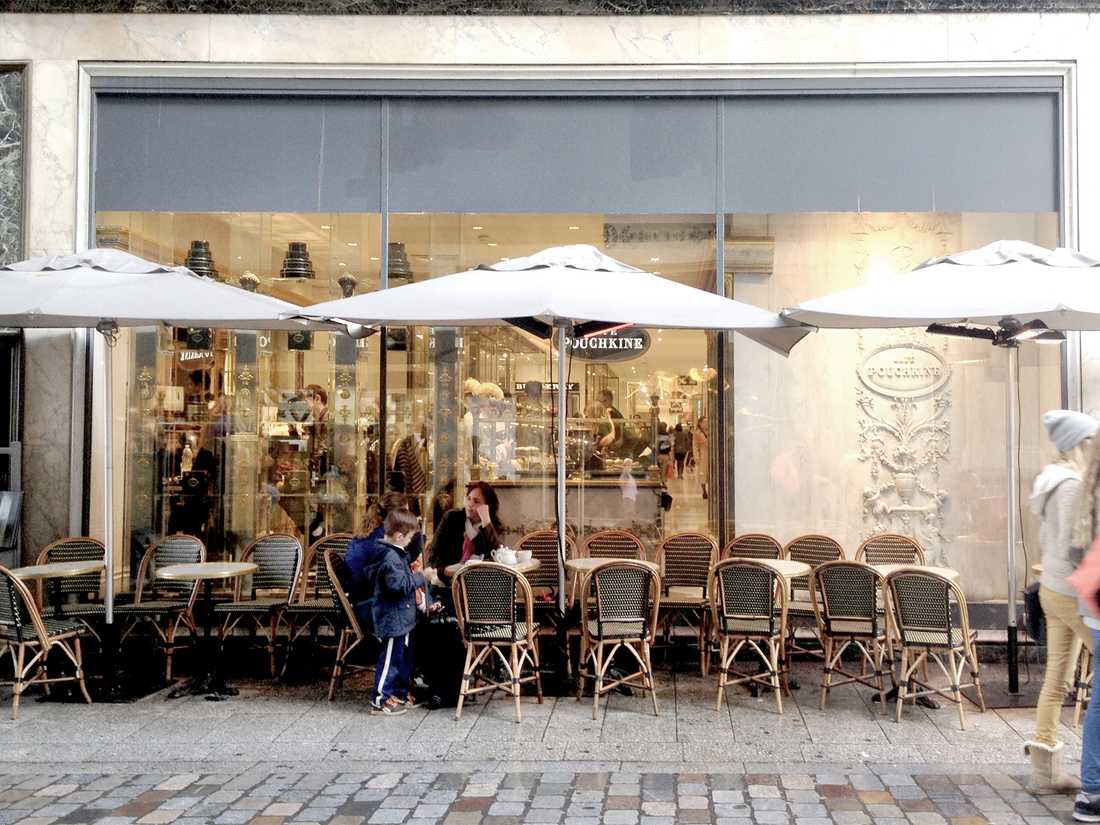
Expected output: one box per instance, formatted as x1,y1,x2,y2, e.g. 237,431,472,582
444,557,542,579
11,559,106,617
157,561,257,699
726,557,810,580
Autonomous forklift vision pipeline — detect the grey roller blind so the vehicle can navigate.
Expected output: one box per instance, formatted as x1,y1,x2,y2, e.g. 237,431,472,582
94,95,383,213
725,93,1059,213
388,97,717,213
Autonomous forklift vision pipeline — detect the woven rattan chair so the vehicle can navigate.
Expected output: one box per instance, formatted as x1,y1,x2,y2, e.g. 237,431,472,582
323,546,372,700
811,560,892,711
709,558,788,714
576,559,660,720
453,561,543,722
517,529,575,606
1075,641,1093,729
783,534,844,658
214,532,303,677
284,533,354,662
856,534,926,566
35,537,108,636
1,565,93,719
723,534,783,560
656,532,717,676
114,534,205,681
582,529,645,560
887,568,986,730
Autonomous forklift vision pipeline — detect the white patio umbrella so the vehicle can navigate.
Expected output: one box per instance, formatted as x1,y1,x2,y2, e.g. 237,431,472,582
0,248,326,622
783,239,1100,692
297,244,810,610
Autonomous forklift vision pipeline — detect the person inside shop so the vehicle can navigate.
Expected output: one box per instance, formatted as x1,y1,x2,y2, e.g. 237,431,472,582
427,481,503,588
693,416,710,501
597,389,625,455
673,422,691,479
307,384,331,538
165,425,218,544
657,421,673,480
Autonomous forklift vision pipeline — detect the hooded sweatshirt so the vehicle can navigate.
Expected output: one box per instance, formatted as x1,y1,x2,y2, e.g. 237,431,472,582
1031,462,1082,598
345,536,425,639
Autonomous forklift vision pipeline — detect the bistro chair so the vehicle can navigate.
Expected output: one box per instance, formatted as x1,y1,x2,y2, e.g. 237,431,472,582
582,529,645,561
887,568,986,730
214,532,303,677
810,560,892,711
1075,642,1093,729
113,533,206,681
36,537,108,637
283,533,354,669
452,561,543,722
576,559,661,720
1,565,93,720
856,534,926,566
723,533,783,561
655,532,717,676
709,558,788,714
783,534,844,658
323,546,372,701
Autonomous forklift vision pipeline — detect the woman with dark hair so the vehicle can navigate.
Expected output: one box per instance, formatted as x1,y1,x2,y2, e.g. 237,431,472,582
427,481,503,585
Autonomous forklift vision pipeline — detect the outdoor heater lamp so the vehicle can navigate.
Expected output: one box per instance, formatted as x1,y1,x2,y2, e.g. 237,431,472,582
925,318,1065,346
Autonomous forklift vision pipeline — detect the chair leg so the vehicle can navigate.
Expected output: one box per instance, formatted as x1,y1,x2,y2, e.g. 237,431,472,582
968,647,987,712
12,644,26,720
533,639,544,705
510,645,522,724
874,639,887,712
74,637,93,705
895,648,908,723
819,637,833,711
268,615,279,678
643,640,658,717
592,643,604,721
164,620,176,682
455,643,474,721
770,639,783,715
328,630,347,701
716,636,728,711
948,649,966,731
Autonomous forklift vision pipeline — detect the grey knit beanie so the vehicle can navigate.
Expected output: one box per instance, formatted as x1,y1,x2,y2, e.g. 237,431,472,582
1042,409,1098,453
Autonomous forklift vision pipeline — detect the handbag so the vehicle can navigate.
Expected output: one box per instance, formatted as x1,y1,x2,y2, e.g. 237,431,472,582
1068,535,1100,619
1023,581,1045,643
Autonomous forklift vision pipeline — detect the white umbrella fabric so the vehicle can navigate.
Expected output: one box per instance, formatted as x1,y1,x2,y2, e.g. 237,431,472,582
783,239,1100,692
0,248,323,622
296,244,810,610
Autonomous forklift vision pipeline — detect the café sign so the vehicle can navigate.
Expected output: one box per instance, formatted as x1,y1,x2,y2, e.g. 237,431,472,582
858,344,950,399
562,326,651,362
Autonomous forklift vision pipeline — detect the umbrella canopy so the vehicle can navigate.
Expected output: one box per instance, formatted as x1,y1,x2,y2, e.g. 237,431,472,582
783,240,1100,330
0,248,312,330
298,244,809,356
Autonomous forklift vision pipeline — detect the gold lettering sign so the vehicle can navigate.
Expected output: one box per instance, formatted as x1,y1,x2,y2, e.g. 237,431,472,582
858,344,950,399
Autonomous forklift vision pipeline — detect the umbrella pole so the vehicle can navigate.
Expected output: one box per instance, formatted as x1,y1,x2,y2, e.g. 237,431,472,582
557,325,568,614
1006,343,1020,693
97,322,118,625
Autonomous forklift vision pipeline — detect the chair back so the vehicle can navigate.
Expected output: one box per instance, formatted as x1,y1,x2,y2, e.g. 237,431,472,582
710,559,786,638
583,560,660,641
856,534,926,566
657,532,717,595
135,534,206,604
516,529,574,594
811,560,882,637
583,529,645,561
300,533,354,604
323,547,365,641
784,534,844,590
240,532,304,600
36,537,107,604
723,533,782,560
453,562,534,644
887,569,968,649
0,565,49,646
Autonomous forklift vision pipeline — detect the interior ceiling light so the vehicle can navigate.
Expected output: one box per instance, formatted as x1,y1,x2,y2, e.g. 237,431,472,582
346,241,359,247
568,225,581,231
320,224,332,230
472,225,485,231
487,242,498,247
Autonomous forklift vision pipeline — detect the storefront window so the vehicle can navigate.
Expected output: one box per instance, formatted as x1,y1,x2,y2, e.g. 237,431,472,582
727,211,1061,601
94,211,382,572
387,213,718,551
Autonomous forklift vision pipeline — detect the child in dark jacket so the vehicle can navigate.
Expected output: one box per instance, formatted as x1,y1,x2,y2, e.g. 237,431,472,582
348,508,433,716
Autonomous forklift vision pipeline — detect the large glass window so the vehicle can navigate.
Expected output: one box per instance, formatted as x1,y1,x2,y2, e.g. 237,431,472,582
94,211,382,571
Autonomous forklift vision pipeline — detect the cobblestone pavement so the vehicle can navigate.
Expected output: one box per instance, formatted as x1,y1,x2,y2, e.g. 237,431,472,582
0,764,1078,825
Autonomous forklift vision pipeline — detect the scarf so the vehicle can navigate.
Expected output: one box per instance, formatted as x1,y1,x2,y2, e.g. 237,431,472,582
1072,435,1100,550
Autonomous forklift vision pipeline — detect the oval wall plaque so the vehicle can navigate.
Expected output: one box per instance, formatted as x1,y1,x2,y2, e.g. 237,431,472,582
563,326,651,362
858,344,950,399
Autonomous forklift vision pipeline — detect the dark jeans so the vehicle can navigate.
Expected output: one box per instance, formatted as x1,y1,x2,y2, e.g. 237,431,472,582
674,452,687,478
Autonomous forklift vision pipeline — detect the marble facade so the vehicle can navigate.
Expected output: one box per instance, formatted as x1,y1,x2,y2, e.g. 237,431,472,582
2,12,1099,598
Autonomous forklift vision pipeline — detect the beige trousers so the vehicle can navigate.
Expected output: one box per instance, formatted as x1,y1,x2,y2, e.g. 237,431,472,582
1036,586,1092,745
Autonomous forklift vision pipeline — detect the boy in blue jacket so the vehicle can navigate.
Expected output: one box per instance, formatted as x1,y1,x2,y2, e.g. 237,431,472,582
349,508,434,716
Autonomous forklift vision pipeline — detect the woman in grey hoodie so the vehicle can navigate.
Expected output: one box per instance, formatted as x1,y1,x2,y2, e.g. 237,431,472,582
1026,410,1097,794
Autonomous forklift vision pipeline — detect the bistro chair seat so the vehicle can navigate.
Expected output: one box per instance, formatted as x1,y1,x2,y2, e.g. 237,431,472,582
323,548,372,701
656,532,716,676
453,561,542,723
811,560,893,712
216,533,303,677
1,565,93,719
887,568,986,730
115,534,205,681
577,560,660,720
59,603,108,618
710,558,788,714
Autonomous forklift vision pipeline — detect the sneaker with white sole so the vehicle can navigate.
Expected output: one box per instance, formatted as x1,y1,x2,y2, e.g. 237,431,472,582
370,696,408,716
1074,792,1100,822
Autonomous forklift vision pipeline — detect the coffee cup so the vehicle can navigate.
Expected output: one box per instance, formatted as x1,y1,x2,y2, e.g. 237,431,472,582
515,549,533,564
